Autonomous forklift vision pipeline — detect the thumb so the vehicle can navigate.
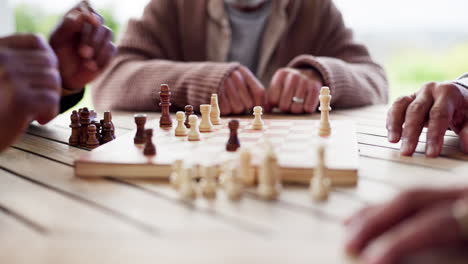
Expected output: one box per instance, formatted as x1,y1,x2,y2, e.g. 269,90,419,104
459,121,468,154
0,34,50,51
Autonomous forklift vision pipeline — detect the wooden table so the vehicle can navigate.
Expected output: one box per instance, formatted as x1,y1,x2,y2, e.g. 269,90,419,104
1,105,467,264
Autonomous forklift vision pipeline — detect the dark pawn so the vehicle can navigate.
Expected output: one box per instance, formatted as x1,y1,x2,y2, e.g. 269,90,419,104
143,129,156,156
102,112,114,144
86,124,100,149
184,105,194,128
69,110,81,146
79,107,91,147
159,84,173,128
134,114,147,145
91,120,102,144
226,120,241,152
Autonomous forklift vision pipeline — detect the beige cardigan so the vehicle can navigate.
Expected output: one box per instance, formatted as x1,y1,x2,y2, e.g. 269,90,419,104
92,0,388,112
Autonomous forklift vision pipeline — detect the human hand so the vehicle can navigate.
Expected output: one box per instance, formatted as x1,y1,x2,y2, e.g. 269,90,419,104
387,82,468,157
218,65,265,115
0,34,62,151
49,1,116,95
266,68,323,114
344,187,468,264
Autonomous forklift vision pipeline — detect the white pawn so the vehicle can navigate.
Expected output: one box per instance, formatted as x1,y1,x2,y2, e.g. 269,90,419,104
170,160,184,189
175,111,188,137
257,142,281,200
239,148,256,186
210,94,221,125
310,145,331,201
223,165,243,201
319,87,332,137
179,167,196,200
199,104,213,133
188,115,201,141
252,106,264,130
199,165,217,200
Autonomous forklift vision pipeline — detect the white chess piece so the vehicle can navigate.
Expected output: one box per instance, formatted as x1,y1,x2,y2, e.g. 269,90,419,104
179,167,196,200
170,160,184,189
175,111,188,137
223,165,243,201
239,148,256,186
199,104,214,132
188,115,201,141
199,165,217,199
319,87,332,137
257,142,281,200
310,145,331,201
210,94,221,125
252,106,264,130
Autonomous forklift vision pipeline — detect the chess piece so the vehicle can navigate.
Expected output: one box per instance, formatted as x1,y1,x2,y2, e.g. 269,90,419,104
210,94,221,125
252,106,264,130
224,166,243,201
170,160,184,190
108,111,116,139
199,166,217,200
319,87,332,137
69,110,81,146
257,142,281,200
102,112,114,144
159,84,173,128
188,115,201,141
134,114,147,144
175,111,188,137
226,120,240,152
239,148,256,186
179,167,196,200
89,110,97,121
143,129,157,156
91,120,102,144
199,104,214,133
79,107,91,146
184,105,194,128
310,145,331,201
86,124,100,149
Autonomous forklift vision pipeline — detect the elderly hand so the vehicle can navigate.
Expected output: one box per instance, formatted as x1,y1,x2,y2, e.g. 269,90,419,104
49,1,116,95
218,65,265,115
344,187,468,264
0,35,62,151
266,68,324,114
387,82,468,157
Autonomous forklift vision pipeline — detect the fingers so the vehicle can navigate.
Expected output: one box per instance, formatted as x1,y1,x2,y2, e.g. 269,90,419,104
268,69,288,108
303,81,320,114
278,72,298,112
345,187,467,257
0,34,50,51
360,203,464,264
386,95,415,143
231,70,254,110
218,84,232,116
225,76,244,114
400,84,435,156
238,66,265,107
290,78,307,114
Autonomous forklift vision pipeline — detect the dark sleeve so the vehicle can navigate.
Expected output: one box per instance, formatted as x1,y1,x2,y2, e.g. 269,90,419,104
59,89,84,113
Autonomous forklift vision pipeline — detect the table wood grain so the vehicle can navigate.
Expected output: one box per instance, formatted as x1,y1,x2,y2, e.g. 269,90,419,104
1,105,467,264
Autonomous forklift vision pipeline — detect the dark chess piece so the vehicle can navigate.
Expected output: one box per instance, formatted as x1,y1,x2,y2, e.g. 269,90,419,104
226,120,241,152
143,129,156,156
107,111,116,139
159,84,173,128
91,120,102,144
134,114,147,145
102,112,114,144
79,107,91,147
184,105,194,128
86,124,100,149
69,110,81,146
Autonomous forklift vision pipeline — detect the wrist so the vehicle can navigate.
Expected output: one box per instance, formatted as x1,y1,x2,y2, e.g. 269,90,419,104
297,67,325,85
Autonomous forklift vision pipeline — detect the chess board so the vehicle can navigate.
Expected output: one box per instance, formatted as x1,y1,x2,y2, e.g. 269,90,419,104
75,119,359,186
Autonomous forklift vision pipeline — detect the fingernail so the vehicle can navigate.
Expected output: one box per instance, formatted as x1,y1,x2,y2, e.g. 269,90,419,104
401,140,415,156
388,132,398,143
426,143,439,158
80,46,94,59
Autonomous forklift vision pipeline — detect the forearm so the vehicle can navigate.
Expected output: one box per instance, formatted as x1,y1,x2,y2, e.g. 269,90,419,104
92,54,240,112
288,55,389,108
